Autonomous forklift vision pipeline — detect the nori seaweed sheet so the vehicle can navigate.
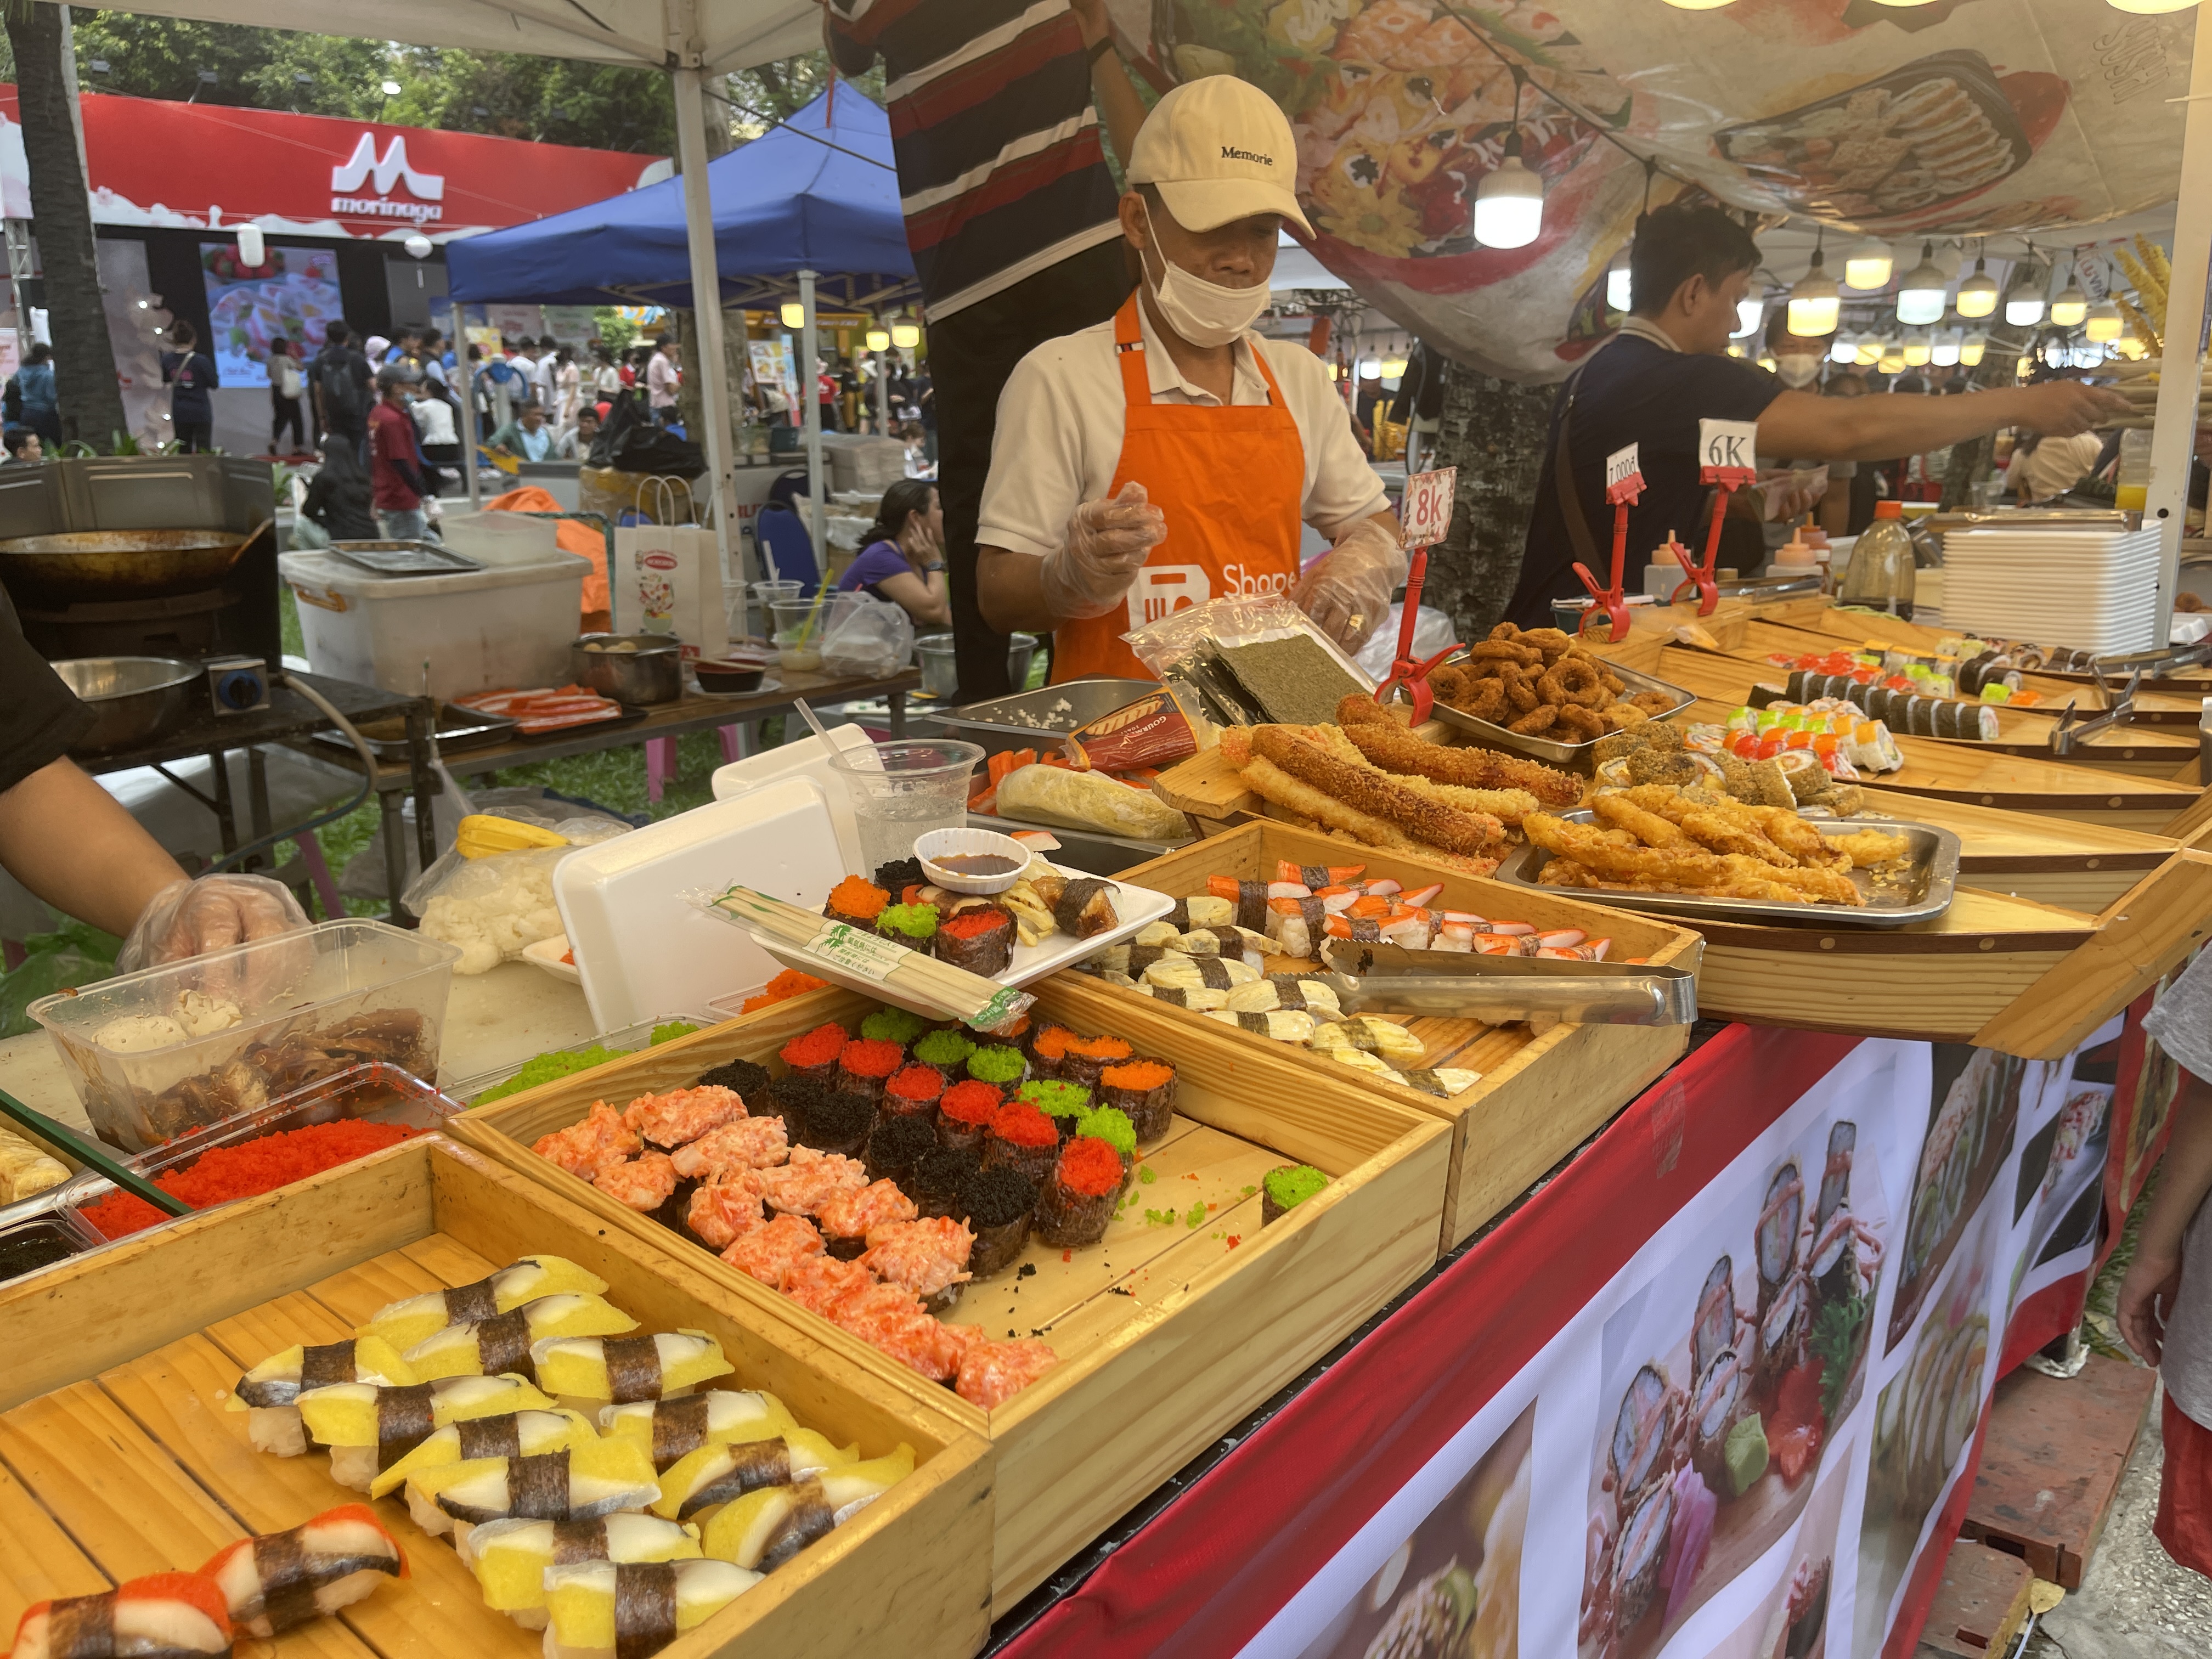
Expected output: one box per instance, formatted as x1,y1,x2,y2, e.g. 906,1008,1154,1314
1215,635,1364,726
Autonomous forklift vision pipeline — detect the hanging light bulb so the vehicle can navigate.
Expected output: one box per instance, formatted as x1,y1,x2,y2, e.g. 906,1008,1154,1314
1358,353,1383,380
1734,295,1764,336
780,300,806,329
2050,267,2090,328
2106,0,2200,13
1843,236,1892,290
236,223,266,267
1786,237,1840,336
1955,255,1999,319
1473,68,1543,249
1830,332,1859,365
865,327,890,352
1606,245,1632,312
2002,266,2046,327
1932,242,1962,280
1855,335,1883,366
1382,353,1410,378
1901,330,1932,367
1877,347,1905,374
1660,0,1737,8
1895,241,1949,325
1931,331,1961,367
1960,332,1988,367
402,231,433,261
2085,296,2123,342
891,318,921,349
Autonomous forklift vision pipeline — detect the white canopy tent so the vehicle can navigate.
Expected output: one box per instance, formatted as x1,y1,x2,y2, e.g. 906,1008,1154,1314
49,0,831,575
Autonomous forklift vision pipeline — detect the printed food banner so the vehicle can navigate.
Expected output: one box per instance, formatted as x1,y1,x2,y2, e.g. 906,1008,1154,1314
1105,2,2194,379
997,1018,2128,1659
198,242,345,390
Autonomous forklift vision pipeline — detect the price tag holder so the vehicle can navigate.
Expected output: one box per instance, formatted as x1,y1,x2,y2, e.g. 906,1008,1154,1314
1604,443,1645,505
1699,417,1760,486
1400,466,1457,549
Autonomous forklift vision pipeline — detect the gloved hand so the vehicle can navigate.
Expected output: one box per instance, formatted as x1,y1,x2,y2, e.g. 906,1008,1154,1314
1041,480,1167,619
1293,516,1407,653
117,874,311,1002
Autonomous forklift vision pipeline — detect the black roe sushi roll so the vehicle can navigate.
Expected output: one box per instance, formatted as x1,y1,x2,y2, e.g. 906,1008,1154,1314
908,1144,978,1220
865,1114,936,1186
795,1089,873,1159
766,1073,827,1146
959,1165,1035,1278
696,1058,771,1103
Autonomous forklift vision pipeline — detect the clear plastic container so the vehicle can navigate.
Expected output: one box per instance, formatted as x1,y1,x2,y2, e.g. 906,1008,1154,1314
449,1013,716,1106
0,1209,106,1285
29,919,461,1153
1836,501,1917,619
57,1062,465,1243
827,739,986,876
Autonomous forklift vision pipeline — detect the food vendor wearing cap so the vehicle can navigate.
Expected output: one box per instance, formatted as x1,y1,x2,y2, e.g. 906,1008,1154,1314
1504,204,2131,628
975,76,1403,682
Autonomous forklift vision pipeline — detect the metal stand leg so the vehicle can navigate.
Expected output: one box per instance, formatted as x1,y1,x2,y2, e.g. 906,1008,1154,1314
208,748,236,855
245,748,272,872
888,691,906,738
380,787,412,926
406,705,439,879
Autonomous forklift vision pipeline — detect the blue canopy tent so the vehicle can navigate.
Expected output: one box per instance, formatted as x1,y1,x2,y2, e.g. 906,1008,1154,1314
447,85,918,578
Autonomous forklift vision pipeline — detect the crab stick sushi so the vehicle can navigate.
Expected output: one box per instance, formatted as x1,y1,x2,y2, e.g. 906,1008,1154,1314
227,1335,414,1456
1265,894,1329,959
468,1515,701,1630
599,1391,797,1472
358,1256,609,1351
648,1430,855,1521
531,1331,735,1412
1276,860,1364,887
541,1559,761,1659
297,1374,556,1489
698,1446,915,1572
201,1505,407,1637
1204,875,1273,932
365,1408,594,1499
399,1294,637,1383
407,1435,662,1540
9,1575,232,1659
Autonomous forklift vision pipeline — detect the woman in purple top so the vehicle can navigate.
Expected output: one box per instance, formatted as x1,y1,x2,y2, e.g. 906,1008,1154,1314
837,477,950,627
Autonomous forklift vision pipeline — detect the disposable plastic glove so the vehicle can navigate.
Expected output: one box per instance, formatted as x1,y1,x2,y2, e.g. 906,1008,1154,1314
1041,480,1168,619
1293,516,1407,653
117,873,312,1003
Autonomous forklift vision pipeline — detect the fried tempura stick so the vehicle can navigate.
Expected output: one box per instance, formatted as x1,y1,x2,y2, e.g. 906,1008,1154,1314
1240,757,1500,874
1312,727,1541,825
1720,855,1863,906
1341,720,1583,807
1254,729,1504,857
1679,808,1798,867
1334,693,1400,729
1522,812,1730,884
1589,792,1691,848
1832,828,1910,867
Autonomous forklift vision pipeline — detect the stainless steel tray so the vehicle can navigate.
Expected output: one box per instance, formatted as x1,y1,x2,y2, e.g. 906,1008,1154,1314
328,539,483,577
311,704,520,761
1427,658,1698,769
924,677,1159,744
1489,809,1960,929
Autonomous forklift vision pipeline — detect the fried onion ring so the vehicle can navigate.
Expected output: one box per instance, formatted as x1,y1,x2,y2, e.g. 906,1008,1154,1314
1542,658,1607,708
1508,703,1560,735
1628,691,1677,716
1468,640,1544,666
1460,679,1510,722
1553,704,1607,741
1501,669,1541,714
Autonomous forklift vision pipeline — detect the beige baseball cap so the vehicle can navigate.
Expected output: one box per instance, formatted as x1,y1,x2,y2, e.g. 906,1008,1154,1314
1127,75,1313,237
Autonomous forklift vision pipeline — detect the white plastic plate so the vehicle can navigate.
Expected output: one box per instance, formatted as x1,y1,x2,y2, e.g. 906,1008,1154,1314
520,934,581,984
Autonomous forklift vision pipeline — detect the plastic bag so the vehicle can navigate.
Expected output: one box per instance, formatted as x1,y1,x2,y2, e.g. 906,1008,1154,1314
1121,592,1373,688
403,803,631,975
992,763,1193,843
0,918,118,1039
1354,603,1459,679
820,592,915,680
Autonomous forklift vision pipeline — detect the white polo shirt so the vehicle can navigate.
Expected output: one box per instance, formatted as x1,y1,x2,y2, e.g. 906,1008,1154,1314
977,302,1389,561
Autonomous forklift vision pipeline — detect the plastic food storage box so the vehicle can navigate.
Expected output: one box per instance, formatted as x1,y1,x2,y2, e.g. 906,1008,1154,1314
449,1012,716,1105
58,1062,466,1243
30,919,461,1153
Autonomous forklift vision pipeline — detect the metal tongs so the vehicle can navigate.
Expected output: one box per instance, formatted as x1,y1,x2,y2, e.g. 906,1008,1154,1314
1317,939,1697,1028
2050,664,2144,755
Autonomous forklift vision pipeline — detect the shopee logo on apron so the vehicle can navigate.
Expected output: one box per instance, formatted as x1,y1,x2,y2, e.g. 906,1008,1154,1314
1125,563,1210,628
1221,562,1294,597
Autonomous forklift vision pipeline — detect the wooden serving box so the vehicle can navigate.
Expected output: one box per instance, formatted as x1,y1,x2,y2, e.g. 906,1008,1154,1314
452,984,1452,1617
1104,821,1702,1249
0,1135,994,1659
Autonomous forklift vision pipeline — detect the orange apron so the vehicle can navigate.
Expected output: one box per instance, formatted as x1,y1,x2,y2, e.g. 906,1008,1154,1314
1049,295,1306,683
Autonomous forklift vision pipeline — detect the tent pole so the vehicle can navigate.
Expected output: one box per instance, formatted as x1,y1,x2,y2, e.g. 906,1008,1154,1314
2147,17,2212,651
876,336,888,437
800,268,826,571
672,64,737,590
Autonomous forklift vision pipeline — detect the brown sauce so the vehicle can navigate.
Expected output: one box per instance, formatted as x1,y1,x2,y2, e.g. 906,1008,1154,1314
934,854,1018,875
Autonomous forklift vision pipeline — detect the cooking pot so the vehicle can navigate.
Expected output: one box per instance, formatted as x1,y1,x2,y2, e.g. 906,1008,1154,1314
570,634,683,705
54,657,201,756
0,521,268,602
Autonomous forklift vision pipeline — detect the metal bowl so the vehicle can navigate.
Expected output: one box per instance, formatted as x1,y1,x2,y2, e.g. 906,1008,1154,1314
569,634,682,705
54,656,201,756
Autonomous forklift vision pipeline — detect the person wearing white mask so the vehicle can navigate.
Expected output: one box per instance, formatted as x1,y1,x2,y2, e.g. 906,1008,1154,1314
974,76,1403,681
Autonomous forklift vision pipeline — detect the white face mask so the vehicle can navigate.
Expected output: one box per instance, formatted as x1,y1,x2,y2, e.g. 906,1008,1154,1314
1139,211,1270,349
1774,354,1821,389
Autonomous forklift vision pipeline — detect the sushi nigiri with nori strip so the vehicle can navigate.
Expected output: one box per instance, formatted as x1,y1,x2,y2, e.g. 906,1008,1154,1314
467,1515,702,1630
9,1573,233,1659
225,1334,415,1456
407,1435,662,1540
356,1255,609,1350
1030,872,1119,938
200,1505,407,1638
597,1391,797,1471
647,1429,855,1520
400,1293,637,1382
532,1330,735,1410
366,1407,595,1498
1223,976,1341,1017
297,1374,556,1490
1203,1008,1316,1043
699,1445,915,1572
541,1559,760,1659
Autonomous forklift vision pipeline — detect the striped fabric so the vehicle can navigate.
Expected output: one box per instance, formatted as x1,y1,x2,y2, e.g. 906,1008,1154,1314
827,0,1124,318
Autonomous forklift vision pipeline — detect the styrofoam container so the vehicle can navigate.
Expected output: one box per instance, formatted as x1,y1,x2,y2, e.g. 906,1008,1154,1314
281,547,589,700
437,510,562,566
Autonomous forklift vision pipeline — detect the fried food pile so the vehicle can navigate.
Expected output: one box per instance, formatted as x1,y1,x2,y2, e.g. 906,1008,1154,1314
1592,720,1867,816
1429,623,1677,742
1530,785,1911,907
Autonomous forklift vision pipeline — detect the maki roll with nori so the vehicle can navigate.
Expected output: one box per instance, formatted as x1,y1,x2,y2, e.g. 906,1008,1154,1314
1015,1079,1092,1142
934,904,1017,977
1261,1164,1327,1225
765,1072,827,1144
1059,1033,1133,1090
859,1006,928,1048
981,1102,1059,1186
880,1063,944,1124
908,1144,978,1219
822,876,889,930
694,1058,770,1102
965,1043,1027,1090
1034,873,1119,939
958,1166,1035,1278
1026,1025,1082,1081
792,1088,873,1159
876,902,940,952
777,1023,847,1084
935,1080,1003,1156
864,1114,935,1184
1098,1058,1177,1144
911,1027,975,1084
872,857,926,899
834,1038,904,1104
1032,1137,1123,1248
1074,1105,1137,1190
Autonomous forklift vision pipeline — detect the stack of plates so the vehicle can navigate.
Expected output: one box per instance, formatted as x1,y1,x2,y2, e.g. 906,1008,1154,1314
1940,527,2160,654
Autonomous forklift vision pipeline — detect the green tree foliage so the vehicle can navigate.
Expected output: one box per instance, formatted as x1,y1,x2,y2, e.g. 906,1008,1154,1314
65,14,391,116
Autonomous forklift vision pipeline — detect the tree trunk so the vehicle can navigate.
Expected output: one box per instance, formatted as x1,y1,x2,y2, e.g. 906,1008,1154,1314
1940,324,2034,509
5,3,126,447
1422,360,1555,639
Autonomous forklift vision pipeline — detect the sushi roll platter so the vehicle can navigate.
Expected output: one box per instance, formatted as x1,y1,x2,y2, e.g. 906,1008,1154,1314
0,1132,991,1659
450,980,1449,1616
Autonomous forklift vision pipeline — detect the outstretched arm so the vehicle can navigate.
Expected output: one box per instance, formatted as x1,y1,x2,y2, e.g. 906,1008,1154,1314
1757,379,2131,463
1070,0,1147,173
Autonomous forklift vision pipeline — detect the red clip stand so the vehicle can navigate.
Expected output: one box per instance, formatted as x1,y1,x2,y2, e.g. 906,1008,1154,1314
1574,442,1642,641
1374,466,1460,722
1677,418,1759,616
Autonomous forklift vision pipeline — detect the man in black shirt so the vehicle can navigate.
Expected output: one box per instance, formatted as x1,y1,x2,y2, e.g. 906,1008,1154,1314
1508,205,2129,627
311,321,374,449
